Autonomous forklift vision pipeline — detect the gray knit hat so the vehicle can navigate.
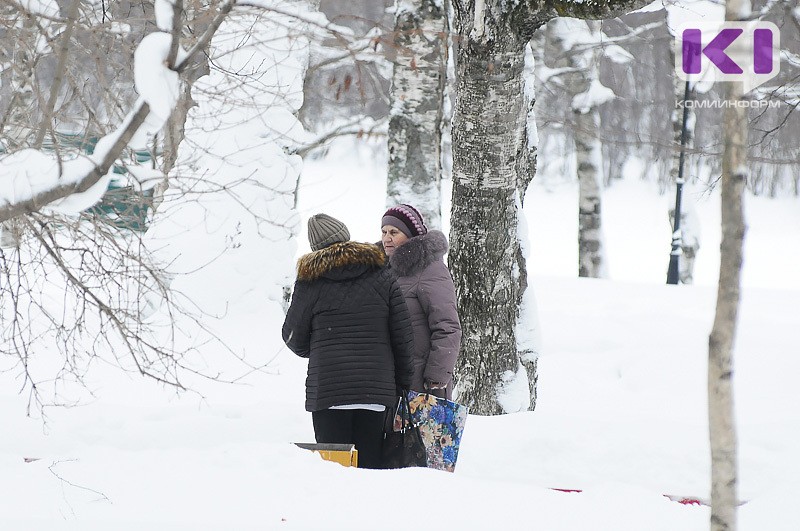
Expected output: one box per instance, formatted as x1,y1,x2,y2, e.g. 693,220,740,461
307,213,350,251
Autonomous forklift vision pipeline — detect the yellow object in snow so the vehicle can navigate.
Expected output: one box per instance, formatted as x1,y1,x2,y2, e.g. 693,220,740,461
294,443,358,467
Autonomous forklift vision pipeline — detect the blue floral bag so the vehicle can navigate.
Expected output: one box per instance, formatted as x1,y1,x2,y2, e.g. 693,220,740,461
394,390,468,472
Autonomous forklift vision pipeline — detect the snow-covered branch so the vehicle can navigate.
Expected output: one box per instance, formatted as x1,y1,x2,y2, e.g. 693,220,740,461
549,20,660,64
0,0,235,224
0,104,150,223
544,0,656,20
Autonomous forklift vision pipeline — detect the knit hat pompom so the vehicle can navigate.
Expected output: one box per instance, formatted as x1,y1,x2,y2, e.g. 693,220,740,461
308,213,350,251
381,204,427,238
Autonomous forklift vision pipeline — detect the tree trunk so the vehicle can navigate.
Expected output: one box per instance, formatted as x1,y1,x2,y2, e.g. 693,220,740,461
709,1,748,529
386,0,448,227
576,107,605,278
158,6,212,212
5,15,37,148
448,0,653,415
449,25,533,415
546,18,607,278
576,22,605,278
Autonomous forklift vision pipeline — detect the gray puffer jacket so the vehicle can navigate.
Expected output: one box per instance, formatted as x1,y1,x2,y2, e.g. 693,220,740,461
388,230,461,400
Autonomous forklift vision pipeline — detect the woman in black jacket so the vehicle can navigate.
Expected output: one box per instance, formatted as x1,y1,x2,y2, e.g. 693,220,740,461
282,214,414,468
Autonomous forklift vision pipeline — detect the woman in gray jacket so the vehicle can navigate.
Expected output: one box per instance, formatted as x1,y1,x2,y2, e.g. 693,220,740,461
380,205,462,400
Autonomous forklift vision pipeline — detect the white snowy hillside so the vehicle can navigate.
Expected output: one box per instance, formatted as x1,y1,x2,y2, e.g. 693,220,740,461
2,134,799,530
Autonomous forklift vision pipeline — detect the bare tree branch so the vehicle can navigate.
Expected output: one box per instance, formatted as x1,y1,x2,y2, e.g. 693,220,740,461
167,0,185,69
32,0,80,149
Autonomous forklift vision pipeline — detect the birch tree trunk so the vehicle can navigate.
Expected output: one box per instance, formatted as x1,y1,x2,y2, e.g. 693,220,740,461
709,1,748,528
386,0,448,227
576,106,605,278
449,25,530,415
548,18,608,278
544,18,607,278
448,0,651,415
575,22,606,278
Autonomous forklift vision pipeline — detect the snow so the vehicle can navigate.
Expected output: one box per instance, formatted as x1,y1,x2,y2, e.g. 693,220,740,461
3,130,800,528
633,0,668,14
107,22,132,36
0,149,61,206
125,165,164,192
524,43,540,150
139,8,308,334
572,78,616,112
552,18,599,53
603,43,634,64
496,362,530,414
393,0,419,17
46,160,113,215
471,0,486,40
515,191,543,360
528,174,800,290
12,0,59,17
731,1,752,20
133,32,185,121
154,0,175,32
0,149,112,214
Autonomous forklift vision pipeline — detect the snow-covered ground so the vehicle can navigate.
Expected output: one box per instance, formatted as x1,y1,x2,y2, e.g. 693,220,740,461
2,134,798,530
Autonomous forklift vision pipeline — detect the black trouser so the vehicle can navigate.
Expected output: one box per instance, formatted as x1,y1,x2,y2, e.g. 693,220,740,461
312,409,385,469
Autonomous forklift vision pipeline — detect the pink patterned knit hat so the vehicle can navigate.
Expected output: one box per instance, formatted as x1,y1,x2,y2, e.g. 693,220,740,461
381,204,427,238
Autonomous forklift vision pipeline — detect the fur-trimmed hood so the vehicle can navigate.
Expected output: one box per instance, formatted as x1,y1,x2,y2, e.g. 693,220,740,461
388,230,449,277
297,241,385,281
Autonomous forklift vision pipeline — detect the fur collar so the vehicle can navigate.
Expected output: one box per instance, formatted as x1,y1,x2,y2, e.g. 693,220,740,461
388,230,449,277
297,241,385,281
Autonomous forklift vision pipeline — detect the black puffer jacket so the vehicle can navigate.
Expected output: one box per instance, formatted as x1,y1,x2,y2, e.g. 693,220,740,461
282,241,414,411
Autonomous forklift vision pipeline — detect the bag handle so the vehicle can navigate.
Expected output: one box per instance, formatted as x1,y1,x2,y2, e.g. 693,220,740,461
398,390,416,432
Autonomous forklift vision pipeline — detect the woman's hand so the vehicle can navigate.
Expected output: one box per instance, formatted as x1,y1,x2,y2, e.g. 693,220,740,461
424,379,446,391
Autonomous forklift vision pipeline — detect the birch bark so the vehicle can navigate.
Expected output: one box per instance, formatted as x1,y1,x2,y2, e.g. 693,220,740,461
546,19,607,278
709,1,748,528
576,107,605,278
448,0,651,415
386,0,448,227
449,24,531,415
573,21,606,278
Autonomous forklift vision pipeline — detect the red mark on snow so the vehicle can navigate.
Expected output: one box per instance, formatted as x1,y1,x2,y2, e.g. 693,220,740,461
676,498,702,505
663,494,708,506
